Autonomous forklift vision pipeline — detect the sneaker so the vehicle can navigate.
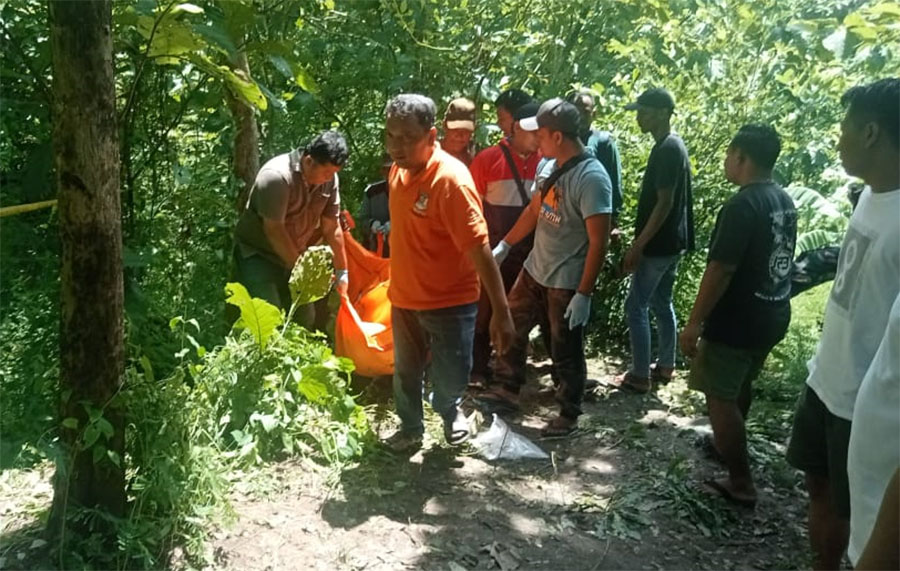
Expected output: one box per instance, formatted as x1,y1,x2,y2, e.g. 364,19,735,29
380,430,423,454
443,408,472,446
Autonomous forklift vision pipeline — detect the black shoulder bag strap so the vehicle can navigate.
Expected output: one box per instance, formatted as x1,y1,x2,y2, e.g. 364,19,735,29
498,144,531,206
540,152,592,199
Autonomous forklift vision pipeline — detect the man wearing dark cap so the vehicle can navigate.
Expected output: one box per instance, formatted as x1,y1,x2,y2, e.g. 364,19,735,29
616,87,695,393
481,98,612,437
568,89,624,231
358,152,394,257
441,97,476,166
494,88,534,138
468,102,542,387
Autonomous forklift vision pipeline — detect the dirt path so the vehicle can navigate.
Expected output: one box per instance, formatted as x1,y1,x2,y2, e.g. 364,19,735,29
210,356,811,570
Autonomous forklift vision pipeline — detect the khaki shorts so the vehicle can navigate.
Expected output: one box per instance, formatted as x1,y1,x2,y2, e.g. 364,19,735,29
688,339,769,401
786,385,852,518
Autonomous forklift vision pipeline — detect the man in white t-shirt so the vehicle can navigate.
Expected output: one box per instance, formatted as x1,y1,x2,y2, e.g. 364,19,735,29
847,292,900,567
786,78,900,570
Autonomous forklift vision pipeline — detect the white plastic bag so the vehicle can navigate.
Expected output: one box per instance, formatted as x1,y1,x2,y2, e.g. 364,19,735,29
471,414,549,460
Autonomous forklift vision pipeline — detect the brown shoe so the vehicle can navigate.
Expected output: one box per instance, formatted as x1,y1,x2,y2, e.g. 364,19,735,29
650,363,675,384
611,372,651,394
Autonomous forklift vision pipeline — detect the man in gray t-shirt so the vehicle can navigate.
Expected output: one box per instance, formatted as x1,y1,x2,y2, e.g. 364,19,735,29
233,131,350,325
480,98,612,437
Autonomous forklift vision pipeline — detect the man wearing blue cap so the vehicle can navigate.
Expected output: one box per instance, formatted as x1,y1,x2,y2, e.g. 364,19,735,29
616,87,695,393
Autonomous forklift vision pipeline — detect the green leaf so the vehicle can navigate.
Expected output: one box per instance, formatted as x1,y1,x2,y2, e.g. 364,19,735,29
288,245,333,306
92,444,107,464
97,417,115,439
297,374,329,404
62,417,79,430
822,27,847,59
106,450,121,467
797,229,842,253
225,282,283,350
294,66,320,95
140,355,155,382
251,412,279,433
83,424,101,449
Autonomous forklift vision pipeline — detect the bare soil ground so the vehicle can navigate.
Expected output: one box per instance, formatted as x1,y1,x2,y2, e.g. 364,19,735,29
207,355,811,571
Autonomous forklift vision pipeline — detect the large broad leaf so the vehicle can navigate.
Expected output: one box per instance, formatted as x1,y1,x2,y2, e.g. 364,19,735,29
289,245,333,306
797,229,842,254
191,55,268,111
785,185,841,219
225,282,283,350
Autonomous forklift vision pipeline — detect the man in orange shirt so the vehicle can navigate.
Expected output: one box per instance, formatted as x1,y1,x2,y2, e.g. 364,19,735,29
382,94,515,453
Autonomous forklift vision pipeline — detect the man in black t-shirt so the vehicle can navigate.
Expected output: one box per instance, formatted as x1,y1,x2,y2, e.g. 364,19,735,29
679,124,797,508
616,88,695,393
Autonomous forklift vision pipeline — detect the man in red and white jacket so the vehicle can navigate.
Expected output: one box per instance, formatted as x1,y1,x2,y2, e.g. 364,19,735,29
468,102,542,386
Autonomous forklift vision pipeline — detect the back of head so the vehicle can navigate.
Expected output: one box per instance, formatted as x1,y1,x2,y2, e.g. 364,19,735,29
385,94,436,130
305,130,349,166
566,88,595,108
730,124,781,170
841,78,900,149
495,88,533,114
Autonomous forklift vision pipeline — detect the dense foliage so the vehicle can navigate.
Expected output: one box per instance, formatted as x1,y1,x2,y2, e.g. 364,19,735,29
1,0,897,567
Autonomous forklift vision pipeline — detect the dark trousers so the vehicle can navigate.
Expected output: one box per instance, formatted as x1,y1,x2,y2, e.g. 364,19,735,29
230,249,316,328
392,303,478,434
492,269,586,419
472,247,528,377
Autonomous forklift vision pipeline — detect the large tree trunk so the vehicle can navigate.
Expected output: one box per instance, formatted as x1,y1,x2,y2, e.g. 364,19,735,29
227,51,260,213
48,0,126,536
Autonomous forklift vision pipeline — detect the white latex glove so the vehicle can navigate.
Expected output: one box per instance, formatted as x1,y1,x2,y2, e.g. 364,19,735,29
335,269,349,296
492,240,511,265
370,220,383,233
563,292,591,330
381,221,390,234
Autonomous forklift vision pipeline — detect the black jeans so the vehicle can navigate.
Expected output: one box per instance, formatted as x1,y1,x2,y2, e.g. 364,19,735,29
491,269,586,419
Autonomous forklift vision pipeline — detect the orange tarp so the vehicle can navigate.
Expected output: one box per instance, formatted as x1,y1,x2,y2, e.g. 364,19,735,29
334,213,394,377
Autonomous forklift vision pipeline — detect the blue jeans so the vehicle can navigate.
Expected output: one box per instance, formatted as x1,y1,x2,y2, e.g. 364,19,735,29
392,303,477,435
625,254,680,378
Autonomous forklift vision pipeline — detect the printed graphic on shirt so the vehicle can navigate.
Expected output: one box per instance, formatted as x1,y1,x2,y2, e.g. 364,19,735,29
758,208,797,302
539,186,562,227
831,225,872,312
413,191,429,216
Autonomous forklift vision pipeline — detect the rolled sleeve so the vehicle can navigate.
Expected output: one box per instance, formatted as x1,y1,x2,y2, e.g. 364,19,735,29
439,182,489,253
579,170,613,219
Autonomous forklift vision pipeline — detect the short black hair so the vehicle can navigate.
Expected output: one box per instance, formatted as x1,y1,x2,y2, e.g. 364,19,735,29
494,88,533,113
841,78,900,149
385,94,436,131
305,130,349,166
729,123,781,170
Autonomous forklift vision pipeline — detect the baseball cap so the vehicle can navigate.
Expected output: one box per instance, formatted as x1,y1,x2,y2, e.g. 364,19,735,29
519,97,581,135
624,87,675,111
513,102,540,131
444,98,476,131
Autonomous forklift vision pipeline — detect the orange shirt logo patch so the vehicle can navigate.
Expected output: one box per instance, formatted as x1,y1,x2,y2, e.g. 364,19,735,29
413,191,429,216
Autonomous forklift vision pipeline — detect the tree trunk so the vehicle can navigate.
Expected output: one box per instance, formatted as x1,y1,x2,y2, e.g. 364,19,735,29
48,0,126,537
227,50,260,213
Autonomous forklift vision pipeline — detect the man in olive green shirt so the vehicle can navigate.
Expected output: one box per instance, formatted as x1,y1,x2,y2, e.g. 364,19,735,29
233,131,349,326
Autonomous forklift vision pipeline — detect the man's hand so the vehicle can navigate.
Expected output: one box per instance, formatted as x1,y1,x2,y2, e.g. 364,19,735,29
564,292,591,330
679,321,702,359
490,308,516,356
492,240,511,265
335,269,349,297
622,243,643,274
380,221,390,235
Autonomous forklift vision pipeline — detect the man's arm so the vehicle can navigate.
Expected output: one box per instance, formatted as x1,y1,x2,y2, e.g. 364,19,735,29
856,467,900,570
321,215,347,271
503,191,540,245
623,185,673,272
467,243,515,354
577,214,611,295
262,219,300,268
678,260,736,357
